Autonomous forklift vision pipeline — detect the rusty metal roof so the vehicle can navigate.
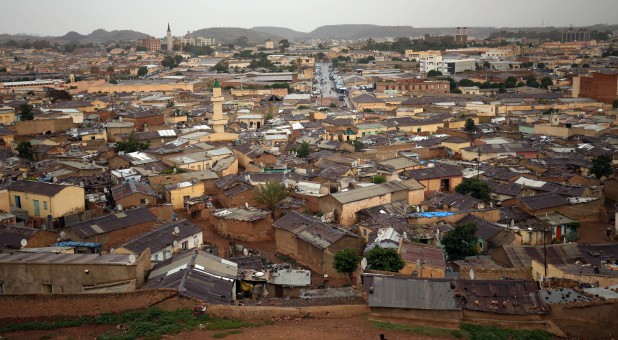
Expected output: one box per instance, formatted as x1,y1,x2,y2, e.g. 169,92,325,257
455,279,549,315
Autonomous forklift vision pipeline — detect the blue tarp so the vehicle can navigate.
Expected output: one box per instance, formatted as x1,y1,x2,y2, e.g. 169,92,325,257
413,212,455,218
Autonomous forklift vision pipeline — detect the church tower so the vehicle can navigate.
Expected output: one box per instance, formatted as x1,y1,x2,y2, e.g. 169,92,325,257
166,23,173,52
209,80,226,133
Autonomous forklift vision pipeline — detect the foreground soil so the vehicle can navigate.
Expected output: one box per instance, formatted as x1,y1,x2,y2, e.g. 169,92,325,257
1,316,441,340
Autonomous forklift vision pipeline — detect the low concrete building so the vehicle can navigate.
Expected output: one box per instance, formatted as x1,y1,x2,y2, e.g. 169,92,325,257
0,250,151,294
164,180,205,210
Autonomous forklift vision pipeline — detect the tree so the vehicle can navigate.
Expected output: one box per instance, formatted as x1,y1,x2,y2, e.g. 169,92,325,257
526,77,540,88
46,89,72,103
333,249,361,279
442,222,478,261
427,70,442,77
372,175,386,184
455,178,491,202
212,60,229,73
365,246,405,272
294,141,311,158
16,141,33,160
591,155,613,179
233,36,249,48
137,66,148,77
540,77,553,89
458,79,476,87
253,180,289,217
18,104,34,121
279,39,290,52
537,62,546,70
115,133,149,153
353,140,364,152
161,55,178,68
166,100,175,108
464,118,476,132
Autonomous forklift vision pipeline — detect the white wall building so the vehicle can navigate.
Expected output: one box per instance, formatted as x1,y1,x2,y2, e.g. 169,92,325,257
420,55,477,75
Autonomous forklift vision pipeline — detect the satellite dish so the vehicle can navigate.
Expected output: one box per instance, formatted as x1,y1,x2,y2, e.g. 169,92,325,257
174,226,180,235
164,251,171,260
403,231,408,240
52,177,58,183
60,231,66,239
173,240,179,248
243,248,249,256
254,271,264,277
427,163,435,168
128,254,136,264
469,269,475,280
323,274,328,278
110,248,115,254
116,204,123,211
416,259,421,268
20,239,28,248
245,202,249,208
361,257,368,270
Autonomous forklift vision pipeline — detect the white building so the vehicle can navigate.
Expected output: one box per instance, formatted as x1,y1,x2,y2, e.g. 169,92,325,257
420,55,477,75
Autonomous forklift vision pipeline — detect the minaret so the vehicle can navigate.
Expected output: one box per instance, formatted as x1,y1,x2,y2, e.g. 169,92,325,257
166,23,173,52
209,80,226,133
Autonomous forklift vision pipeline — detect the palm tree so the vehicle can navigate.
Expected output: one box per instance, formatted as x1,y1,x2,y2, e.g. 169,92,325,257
253,180,289,218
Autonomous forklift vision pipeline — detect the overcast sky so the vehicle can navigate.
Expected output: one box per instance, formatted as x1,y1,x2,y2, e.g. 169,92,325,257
2,0,617,37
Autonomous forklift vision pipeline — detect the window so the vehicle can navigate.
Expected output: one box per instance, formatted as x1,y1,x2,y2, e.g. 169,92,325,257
41,283,53,294
0,282,4,294
43,201,48,210
140,198,147,204
182,241,188,250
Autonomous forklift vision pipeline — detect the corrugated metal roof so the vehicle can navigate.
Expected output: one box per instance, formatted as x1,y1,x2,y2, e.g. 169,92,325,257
330,181,411,204
69,207,156,238
365,275,459,310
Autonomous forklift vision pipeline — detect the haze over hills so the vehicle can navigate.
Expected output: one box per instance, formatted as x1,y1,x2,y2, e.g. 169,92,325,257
0,24,617,44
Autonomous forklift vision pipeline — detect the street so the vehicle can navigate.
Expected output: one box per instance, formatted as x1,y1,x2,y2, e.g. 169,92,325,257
314,62,338,99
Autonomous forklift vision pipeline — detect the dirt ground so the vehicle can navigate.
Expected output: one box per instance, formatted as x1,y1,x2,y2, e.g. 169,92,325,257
0,316,441,340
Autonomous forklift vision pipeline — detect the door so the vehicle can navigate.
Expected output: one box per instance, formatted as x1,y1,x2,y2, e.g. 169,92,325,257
14,195,21,208
34,200,40,217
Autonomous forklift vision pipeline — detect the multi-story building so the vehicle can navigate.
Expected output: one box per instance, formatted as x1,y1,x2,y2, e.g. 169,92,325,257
420,55,476,75
376,78,450,95
562,28,590,43
573,72,618,104
140,37,161,51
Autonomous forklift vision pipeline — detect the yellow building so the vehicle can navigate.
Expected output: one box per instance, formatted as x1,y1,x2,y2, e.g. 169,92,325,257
7,181,85,218
0,106,16,125
164,180,205,210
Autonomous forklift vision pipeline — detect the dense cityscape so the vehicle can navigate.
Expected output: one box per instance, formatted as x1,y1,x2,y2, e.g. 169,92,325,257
0,4,618,339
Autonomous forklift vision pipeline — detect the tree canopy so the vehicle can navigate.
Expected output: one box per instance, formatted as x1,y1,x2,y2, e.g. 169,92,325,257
427,70,443,77
333,249,361,278
16,141,33,160
365,246,405,272
278,39,290,52
137,66,148,77
591,155,613,179
293,141,311,158
455,178,491,202
253,180,289,217
115,133,149,153
46,89,72,103
464,118,476,132
442,222,478,261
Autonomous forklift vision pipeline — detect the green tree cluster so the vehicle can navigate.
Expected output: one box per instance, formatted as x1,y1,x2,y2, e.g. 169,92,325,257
115,133,149,153
16,141,33,160
333,249,361,278
365,246,405,272
442,222,478,261
455,178,491,202
591,155,613,179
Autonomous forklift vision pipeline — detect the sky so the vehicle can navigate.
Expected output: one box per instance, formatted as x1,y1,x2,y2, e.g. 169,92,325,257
2,0,617,37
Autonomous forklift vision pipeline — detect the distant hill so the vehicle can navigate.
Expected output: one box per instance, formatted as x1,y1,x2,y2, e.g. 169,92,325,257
58,29,149,43
250,26,308,41
192,27,282,45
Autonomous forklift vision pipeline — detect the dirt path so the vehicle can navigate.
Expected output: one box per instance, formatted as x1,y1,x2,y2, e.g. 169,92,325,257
173,316,437,340
1,316,443,340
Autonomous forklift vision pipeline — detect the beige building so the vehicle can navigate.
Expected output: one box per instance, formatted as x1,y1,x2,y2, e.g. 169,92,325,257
319,180,425,227
0,106,16,125
7,181,85,219
164,180,205,210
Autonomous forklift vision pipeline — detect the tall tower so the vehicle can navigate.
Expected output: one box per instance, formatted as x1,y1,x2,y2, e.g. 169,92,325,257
166,23,173,52
209,80,226,133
